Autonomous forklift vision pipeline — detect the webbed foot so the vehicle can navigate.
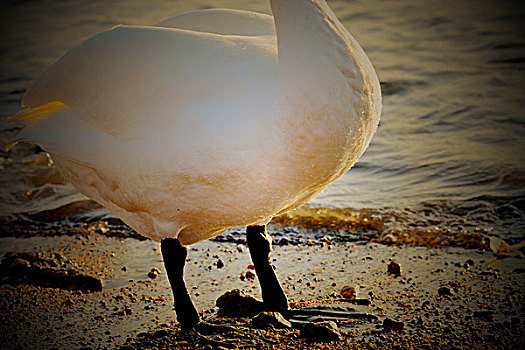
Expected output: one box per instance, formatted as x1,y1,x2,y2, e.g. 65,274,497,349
193,320,237,335
181,321,240,348
281,303,377,328
182,320,261,348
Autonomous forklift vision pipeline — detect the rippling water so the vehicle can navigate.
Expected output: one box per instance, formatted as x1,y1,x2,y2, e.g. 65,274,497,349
0,0,524,243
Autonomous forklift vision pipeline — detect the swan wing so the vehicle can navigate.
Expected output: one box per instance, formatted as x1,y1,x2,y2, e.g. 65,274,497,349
154,8,276,36
22,24,277,137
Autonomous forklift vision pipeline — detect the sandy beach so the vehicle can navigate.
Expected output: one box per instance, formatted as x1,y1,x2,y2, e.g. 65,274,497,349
0,221,523,350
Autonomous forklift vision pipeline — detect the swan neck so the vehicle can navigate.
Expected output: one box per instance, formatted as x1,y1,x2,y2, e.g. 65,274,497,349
270,0,338,53
270,0,351,94
269,0,382,175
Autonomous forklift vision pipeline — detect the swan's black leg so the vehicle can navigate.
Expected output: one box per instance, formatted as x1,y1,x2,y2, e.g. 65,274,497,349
247,225,288,311
161,238,242,347
161,238,200,331
246,227,377,328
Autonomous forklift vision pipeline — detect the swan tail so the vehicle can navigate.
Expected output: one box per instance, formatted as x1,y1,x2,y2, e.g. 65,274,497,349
4,102,97,168
4,101,68,152
8,101,68,124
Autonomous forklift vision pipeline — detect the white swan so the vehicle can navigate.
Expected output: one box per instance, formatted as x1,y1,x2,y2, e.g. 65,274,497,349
9,0,381,336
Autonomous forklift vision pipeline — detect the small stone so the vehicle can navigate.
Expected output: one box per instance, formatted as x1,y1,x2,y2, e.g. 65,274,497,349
382,234,397,244
11,258,31,270
279,237,290,245
148,268,161,279
116,307,133,316
245,271,256,281
53,252,64,261
387,261,401,277
300,321,341,342
152,329,168,338
383,317,404,331
0,251,102,292
438,286,454,296
340,285,358,300
489,236,510,254
15,251,37,262
216,259,224,269
252,311,291,329
216,289,264,317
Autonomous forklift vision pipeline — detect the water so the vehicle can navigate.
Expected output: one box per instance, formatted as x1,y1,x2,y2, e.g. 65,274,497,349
0,0,524,244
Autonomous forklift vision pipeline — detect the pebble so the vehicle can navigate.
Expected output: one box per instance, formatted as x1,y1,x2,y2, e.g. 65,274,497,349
137,332,150,338
148,268,160,279
152,329,168,338
0,251,103,292
279,237,290,245
387,261,401,277
438,286,454,296
464,259,475,267
245,271,256,281
349,298,371,306
216,289,264,317
383,317,404,331
216,259,224,269
116,307,133,316
340,285,358,299
252,311,291,329
300,321,341,342
12,258,31,269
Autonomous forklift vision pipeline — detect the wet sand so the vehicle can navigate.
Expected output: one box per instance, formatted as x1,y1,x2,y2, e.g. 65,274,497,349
0,226,523,350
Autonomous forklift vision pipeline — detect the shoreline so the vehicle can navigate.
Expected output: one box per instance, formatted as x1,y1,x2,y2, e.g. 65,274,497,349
0,229,523,349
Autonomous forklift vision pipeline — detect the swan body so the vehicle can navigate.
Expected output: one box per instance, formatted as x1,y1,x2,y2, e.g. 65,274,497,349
10,1,381,245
